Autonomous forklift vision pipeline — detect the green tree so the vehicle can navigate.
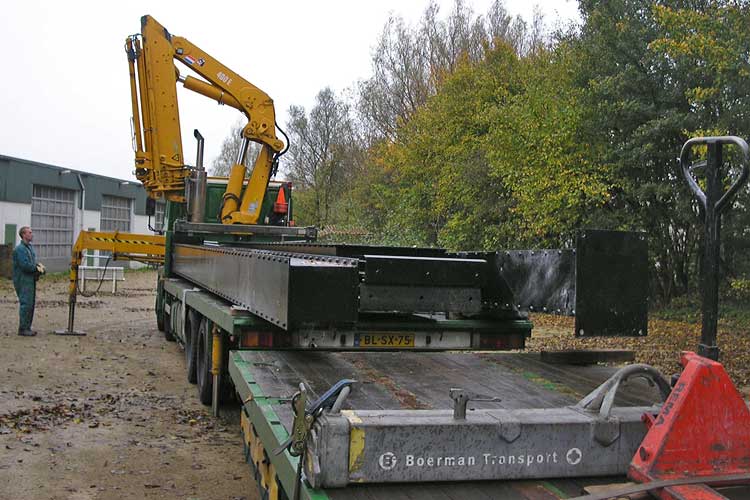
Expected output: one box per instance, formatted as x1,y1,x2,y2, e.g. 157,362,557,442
650,2,750,282
359,42,611,250
574,0,750,301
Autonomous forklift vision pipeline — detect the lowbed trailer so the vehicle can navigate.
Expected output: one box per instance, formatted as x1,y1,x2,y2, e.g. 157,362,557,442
157,221,654,499
102,16,750,497
135,136,750,499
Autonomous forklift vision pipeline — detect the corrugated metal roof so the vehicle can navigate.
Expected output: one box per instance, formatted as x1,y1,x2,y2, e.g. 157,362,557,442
0,154,149,215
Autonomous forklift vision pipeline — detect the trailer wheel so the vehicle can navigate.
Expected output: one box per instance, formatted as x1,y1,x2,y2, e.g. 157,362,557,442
155,272,166,333
163,301,176,342
196,317,213,405
185,310,200,384
155,295,165,332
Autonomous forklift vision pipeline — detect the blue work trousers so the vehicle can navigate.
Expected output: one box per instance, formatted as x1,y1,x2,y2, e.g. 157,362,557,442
15,280,36,331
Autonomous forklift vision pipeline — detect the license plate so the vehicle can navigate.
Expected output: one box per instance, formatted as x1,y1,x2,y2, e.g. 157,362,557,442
355,333,415,348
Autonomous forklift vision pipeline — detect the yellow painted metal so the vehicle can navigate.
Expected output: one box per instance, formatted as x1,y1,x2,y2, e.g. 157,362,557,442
65,230,166,307
241,410,252,442
234,145,274,224
126,39,144,154
127,15,285,224
343,410,366,476
267,461,279,500
221,163,248,220
221,145,275,224
131,17,186,202
134,38,153,158
211,324,222,376
242,418,279,500
181,75,241,110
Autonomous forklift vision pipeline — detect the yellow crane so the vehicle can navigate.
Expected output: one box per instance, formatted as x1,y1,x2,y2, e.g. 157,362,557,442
58,15,286,335
126,15,286,224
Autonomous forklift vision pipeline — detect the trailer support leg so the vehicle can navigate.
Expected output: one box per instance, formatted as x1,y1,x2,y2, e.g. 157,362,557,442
54,266,87,336
211,325,223,417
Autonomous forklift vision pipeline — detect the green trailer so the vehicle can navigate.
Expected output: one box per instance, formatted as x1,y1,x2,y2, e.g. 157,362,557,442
150,177,654,500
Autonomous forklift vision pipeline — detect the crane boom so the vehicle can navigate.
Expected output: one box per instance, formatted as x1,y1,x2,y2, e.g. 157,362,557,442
126,15,284,224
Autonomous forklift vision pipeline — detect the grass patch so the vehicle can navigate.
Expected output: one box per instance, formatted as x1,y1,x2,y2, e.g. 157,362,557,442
520,370,582,399
652,295,750,331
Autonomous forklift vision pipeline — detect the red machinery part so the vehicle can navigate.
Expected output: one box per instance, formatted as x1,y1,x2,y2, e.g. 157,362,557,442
628,351,750,499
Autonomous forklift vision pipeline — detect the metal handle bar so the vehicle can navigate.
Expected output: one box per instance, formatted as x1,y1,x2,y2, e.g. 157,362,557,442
576,364,671,421
680,135,749,214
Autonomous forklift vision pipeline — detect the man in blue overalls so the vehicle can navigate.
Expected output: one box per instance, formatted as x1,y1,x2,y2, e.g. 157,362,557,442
13,226,44,336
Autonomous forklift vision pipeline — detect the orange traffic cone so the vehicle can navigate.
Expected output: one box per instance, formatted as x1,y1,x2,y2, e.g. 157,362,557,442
273,187,288,214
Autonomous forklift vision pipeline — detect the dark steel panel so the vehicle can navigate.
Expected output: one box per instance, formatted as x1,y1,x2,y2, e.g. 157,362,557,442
287,256,360,326
457,252,524,318
575,230,648,337
172,244,359,329
359,284,482,314
498,249,576,315
363,255,487,287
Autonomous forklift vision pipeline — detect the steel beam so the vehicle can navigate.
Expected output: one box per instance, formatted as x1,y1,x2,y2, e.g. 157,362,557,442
305,364,669,488
174,220,317,240
173,244,359,329
308,405,653,487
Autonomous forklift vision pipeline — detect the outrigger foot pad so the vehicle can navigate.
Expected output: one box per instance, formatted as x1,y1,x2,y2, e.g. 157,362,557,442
53,329,87,336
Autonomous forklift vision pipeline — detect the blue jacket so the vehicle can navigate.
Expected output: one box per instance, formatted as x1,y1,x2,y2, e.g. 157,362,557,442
13,241,37,289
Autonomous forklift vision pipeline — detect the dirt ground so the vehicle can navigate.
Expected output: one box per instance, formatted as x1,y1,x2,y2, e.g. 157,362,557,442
527,313,750,389
0,270,259,500
2,269,747,500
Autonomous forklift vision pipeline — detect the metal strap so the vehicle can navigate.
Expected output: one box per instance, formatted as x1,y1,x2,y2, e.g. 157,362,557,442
571,472,750,500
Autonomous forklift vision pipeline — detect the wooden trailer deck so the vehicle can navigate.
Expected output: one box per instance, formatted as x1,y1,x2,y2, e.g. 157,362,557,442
229,350,672,500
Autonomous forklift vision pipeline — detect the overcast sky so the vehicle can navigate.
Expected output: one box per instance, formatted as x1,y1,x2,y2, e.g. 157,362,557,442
0,0,579,180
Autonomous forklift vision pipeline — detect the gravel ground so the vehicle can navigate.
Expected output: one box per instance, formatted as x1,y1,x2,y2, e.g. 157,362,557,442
0,270,258,500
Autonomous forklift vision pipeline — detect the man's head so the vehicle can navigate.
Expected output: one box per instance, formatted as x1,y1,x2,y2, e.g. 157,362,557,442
19,226,33,243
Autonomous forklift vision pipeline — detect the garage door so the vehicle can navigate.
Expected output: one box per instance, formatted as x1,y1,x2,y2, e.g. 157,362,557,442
100,195,132,232
31,184,76,259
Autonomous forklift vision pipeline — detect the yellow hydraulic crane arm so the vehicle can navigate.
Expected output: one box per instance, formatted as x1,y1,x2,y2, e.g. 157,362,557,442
126,14,285,224
58,230,166,335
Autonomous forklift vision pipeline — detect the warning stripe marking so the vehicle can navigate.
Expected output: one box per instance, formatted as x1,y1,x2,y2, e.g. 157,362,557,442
89,237,164,246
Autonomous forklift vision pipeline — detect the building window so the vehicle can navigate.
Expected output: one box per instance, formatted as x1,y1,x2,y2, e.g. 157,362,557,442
100,195,132,232
31,185,75,259
154,202,166,232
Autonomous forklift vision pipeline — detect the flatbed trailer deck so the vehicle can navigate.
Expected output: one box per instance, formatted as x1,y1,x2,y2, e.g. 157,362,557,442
230,350,662,500
155,232,654,499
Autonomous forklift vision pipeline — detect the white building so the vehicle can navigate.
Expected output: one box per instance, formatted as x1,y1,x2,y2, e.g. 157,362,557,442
0,155,161,273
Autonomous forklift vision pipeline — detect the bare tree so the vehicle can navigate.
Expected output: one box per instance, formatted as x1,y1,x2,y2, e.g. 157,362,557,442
356,0,534,144
357,15,429,143
288,0,536,151
210,119,260,176
284,88,360,226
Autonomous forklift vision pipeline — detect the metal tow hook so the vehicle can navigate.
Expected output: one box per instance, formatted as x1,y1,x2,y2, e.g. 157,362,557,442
273,379,356,500
450,388,501,419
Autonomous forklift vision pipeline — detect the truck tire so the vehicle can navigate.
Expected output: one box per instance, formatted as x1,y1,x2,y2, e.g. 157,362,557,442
196,317,213,405
156,295,165,332
155,272,166,333
185,310,200,384
166,302,179,342
163,301,176,342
